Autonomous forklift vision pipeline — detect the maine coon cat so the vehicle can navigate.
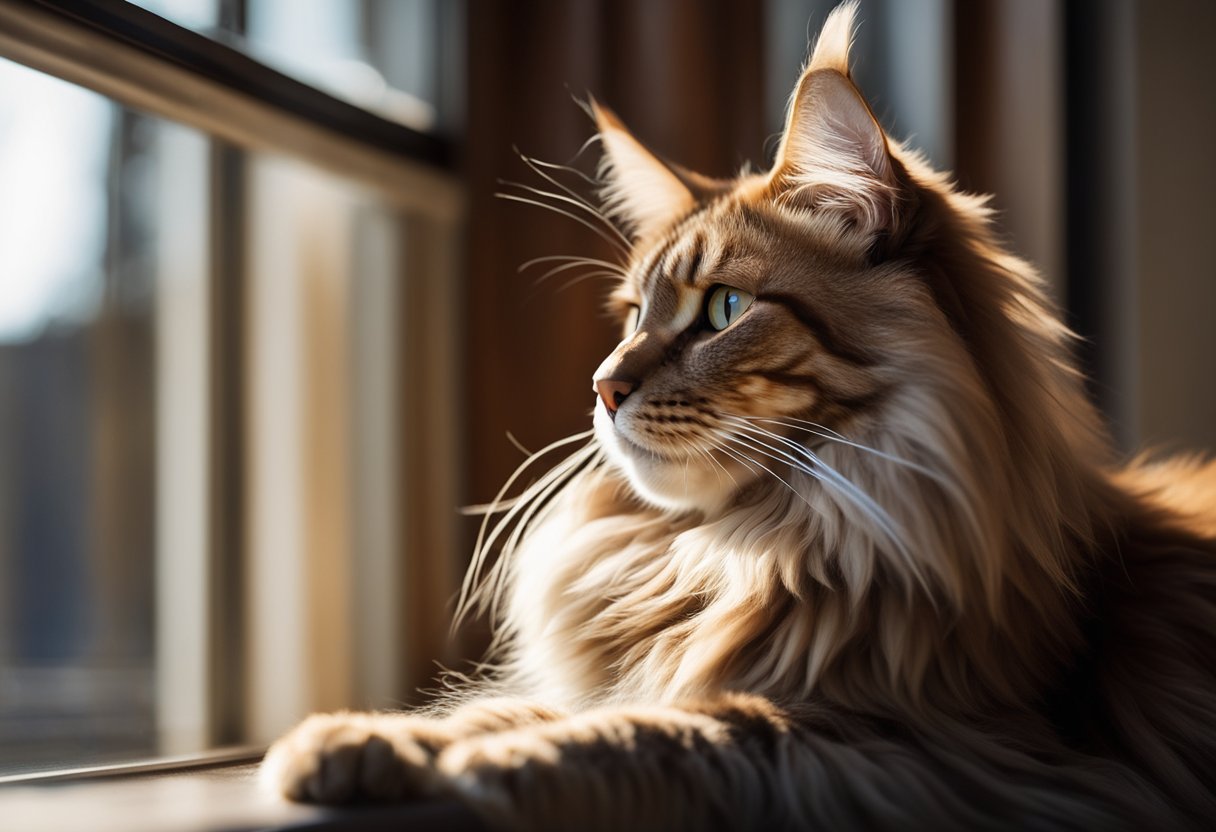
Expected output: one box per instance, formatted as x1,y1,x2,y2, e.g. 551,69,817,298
262,4,1216,828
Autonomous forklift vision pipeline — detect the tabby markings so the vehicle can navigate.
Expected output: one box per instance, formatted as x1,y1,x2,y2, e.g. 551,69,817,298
761,292,877,367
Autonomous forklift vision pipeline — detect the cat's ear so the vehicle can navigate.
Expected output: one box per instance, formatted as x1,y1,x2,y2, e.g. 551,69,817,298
770,3,900,236
592,100,696,241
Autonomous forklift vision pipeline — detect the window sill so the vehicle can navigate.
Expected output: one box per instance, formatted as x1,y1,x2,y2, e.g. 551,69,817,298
0,758,486,832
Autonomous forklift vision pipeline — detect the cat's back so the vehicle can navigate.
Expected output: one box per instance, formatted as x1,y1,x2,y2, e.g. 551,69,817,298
1116,455,1216,539
1065,465,1216,820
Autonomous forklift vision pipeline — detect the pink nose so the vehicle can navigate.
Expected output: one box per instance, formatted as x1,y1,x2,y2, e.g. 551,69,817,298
595,378,635,418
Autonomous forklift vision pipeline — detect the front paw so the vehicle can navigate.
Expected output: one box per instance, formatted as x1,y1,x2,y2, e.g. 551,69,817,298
261,712,445,804
435,730,565,828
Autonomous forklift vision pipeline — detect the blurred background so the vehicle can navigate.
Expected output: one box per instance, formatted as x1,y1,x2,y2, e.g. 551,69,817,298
0,0,1212,777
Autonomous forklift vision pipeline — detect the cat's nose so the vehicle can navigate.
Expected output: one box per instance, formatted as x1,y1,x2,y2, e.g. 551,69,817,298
595,378,635,419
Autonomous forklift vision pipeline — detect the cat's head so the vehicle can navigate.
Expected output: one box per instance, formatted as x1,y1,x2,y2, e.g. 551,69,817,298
591,3,950,513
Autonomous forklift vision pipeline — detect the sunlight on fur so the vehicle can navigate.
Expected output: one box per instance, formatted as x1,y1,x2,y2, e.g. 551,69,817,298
263,4,1216,829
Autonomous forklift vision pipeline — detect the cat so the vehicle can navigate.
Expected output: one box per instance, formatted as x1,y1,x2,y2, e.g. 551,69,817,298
261,4,1216,829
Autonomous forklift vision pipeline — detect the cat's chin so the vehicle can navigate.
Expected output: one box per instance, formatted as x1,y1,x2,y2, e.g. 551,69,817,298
594,408,752,513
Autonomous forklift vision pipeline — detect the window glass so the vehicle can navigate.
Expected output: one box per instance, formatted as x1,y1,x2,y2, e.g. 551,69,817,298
126,0,219,33
127,0,453,134
0,53,434,775
0,56,207,775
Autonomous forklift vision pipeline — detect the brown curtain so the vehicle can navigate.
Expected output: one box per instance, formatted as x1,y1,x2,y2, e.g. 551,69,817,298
463,0,766,510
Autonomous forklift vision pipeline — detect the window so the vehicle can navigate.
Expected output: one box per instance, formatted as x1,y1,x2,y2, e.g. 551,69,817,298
0,0,462,777
128,0,463,134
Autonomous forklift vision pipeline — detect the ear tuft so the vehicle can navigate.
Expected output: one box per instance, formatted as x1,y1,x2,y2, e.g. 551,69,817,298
807,0,858,75
591,99,695,241
769,4,901,237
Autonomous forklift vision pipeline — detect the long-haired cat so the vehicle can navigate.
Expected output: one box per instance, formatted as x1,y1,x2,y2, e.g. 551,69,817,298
262,4,1216,829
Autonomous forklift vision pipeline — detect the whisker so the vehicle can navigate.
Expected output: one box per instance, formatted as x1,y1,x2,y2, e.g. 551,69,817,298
683,450,690,499
692,444,724,491
721,425,929,593
523,153,604,188
482,450,602,643
499,176,602,223
729,424,902,538
739,416,944,484
516,150,625,241
482,446,605,655
515,149,601,208
486,445,602,622
557,270,625,293
731,415,984,555
518,254,626,276
494,192,632,256
714,430,819,513
498,179,632,252
465,447,587,622
693,439,740,491
457,429,598,626
565,131,606,169
714,443,766,482
505,430,532,457
533,258,612,284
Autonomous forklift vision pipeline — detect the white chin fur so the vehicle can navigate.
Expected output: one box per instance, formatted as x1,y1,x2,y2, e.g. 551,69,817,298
594,405,750,513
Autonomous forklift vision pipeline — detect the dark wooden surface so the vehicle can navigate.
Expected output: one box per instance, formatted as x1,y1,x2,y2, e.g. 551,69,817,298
0,762,487,832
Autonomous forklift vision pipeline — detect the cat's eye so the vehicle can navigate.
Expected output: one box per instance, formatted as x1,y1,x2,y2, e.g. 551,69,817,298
706,285,754,331
623,304,641,336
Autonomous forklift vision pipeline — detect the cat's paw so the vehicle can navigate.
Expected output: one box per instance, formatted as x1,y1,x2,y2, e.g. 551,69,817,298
435,729,565,826
261,712,445,804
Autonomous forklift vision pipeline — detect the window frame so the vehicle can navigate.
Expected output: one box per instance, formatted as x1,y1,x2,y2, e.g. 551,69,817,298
0,0,460,217
0,0,463,780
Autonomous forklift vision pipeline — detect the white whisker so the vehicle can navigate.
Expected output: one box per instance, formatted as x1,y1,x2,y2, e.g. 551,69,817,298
715,431,819,513
721,424,930,594
498,178,632,252
557,271,626,293
532,258,612,284
494,192,632,256
729,415,984,559
741,416,944,484
516,151,628,248
695,440,740,491
518,254,626,277
487,446,601,622
457,429,599,627
527,157,603,188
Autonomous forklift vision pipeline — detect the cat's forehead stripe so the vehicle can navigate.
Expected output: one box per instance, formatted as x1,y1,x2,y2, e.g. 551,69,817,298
683,234,706,285
636,203,756,297
638,235,677,295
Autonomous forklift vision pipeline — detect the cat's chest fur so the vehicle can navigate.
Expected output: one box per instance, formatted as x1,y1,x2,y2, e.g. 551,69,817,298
500,467,1081,716
504,483,710,707
503,470,882,709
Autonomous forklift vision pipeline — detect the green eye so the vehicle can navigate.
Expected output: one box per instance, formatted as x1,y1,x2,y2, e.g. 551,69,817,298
706,285,754,331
